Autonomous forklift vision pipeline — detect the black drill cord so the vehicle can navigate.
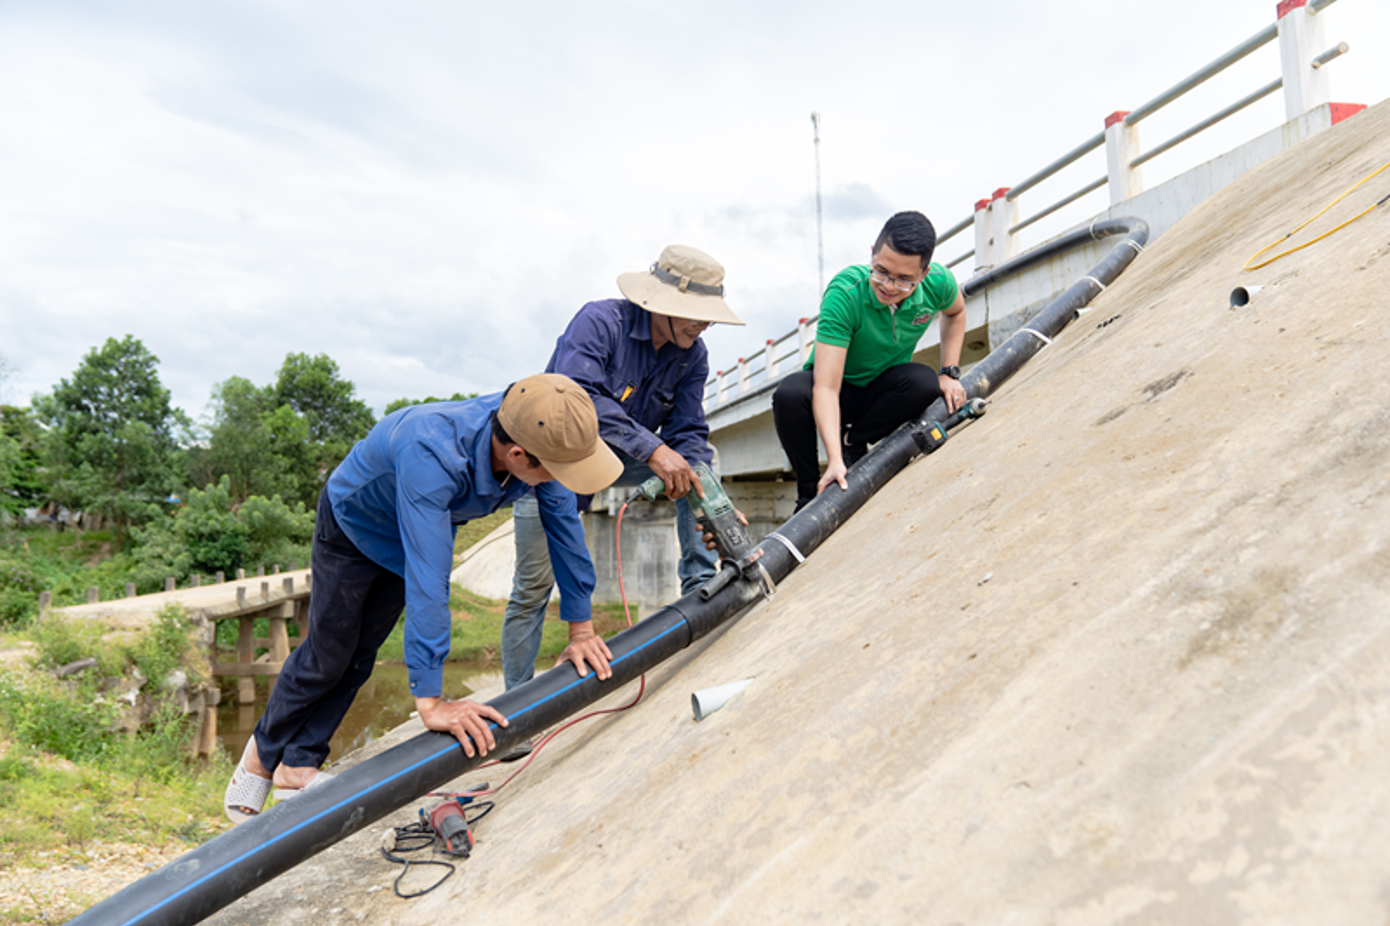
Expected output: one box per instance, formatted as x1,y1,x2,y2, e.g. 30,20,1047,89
378,802,496,898
380,824,455,898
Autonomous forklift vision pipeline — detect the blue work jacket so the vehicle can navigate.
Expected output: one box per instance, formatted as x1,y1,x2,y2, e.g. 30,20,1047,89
545,298,713,466
326,392,595,699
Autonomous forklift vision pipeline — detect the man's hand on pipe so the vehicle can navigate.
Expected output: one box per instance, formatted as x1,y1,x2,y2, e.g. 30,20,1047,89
939,375,966,413
556,619,613,680
817,458,849,495
416,696,508,757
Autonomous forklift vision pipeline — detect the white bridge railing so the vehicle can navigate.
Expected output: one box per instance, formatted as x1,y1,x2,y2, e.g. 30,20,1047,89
704,0,1354,412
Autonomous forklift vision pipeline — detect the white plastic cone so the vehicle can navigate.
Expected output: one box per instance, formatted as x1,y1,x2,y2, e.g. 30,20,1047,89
691,679,753,721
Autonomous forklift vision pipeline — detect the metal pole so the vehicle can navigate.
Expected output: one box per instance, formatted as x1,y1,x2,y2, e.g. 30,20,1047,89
811,112,824,296
1124,23,1278,127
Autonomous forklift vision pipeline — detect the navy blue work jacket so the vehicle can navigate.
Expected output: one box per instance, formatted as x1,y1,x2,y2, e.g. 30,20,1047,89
545,298,713,466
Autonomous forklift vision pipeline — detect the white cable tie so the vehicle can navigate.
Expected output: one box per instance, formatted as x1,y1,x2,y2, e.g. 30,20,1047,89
1082,275,1106,291
1089,217,1101,240
1075,306,1093,314
1020,328,1053,346
1121,238,1146,254
766,531,806,564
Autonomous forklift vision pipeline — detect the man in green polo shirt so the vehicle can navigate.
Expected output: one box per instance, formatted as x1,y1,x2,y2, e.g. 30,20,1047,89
772,210,967,511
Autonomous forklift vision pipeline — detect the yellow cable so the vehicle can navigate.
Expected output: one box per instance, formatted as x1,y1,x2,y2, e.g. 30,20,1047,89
1243,159,1390,271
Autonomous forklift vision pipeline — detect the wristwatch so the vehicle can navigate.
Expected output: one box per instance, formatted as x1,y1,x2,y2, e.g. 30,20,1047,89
939,365,961,380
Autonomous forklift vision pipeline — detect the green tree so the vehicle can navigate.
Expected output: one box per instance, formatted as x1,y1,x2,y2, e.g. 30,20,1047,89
270,353,374,504
31,336,188,540
382,392,479,416
0,405,46,516
201,377,317,507
131,475,314,583
271,352,375,446
203,377,267,500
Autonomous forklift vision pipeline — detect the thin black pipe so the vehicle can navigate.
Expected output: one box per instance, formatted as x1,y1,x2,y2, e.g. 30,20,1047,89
70,215,1148,926
954,217,1147,408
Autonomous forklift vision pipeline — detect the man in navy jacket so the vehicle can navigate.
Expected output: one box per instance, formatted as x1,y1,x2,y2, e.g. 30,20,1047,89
501,245,744,693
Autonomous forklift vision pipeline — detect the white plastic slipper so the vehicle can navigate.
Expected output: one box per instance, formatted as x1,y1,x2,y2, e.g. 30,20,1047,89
224,740,273,825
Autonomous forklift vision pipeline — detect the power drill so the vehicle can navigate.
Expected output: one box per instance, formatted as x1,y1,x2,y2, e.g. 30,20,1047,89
425,800,474,858
630,461,768,600
631,461,753,564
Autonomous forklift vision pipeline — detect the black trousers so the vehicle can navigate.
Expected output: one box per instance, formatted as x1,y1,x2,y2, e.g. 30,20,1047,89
772,363,942,501
252,491,405,771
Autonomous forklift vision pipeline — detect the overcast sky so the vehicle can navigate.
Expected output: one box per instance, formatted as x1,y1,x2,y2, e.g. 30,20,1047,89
2,0,1386,423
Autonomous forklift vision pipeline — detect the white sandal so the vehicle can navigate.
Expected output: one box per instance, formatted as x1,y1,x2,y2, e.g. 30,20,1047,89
224,739,273,825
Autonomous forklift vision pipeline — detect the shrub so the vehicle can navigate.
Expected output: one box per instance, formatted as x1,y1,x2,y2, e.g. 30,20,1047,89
0,558,42,628
29,614,113,672
130,477,313,582
0,752,35,782
177,478,251,575
112,701,199,786
44,552,143,609
128,511,193,590
237,493,313,570
0,586,35,628
0,669,118,763
131,604,195,691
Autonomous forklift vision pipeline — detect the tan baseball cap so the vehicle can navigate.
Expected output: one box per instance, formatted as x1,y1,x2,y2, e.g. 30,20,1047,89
617,244,745,326
497,373,622,495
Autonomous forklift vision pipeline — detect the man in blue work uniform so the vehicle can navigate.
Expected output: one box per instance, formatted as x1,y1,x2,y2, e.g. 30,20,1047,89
224,374,622,823
501,244,745,694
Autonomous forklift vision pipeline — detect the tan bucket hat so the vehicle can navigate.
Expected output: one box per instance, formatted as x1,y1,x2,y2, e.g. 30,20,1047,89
617,245,745,326
498,374,623,495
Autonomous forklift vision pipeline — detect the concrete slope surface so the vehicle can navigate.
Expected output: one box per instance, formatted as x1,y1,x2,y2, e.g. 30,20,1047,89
206,99,1390,926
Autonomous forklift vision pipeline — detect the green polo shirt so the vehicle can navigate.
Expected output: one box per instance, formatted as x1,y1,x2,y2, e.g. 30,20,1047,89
804,263,960,386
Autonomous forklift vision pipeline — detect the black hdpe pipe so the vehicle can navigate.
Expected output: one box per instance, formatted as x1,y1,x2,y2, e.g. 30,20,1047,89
953,216,1149,406
71,216,1148,926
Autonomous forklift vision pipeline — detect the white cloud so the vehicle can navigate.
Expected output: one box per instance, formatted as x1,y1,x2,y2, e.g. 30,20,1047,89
1,0,1386,417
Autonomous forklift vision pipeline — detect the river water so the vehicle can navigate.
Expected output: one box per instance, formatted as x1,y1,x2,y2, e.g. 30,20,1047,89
216,660,502,764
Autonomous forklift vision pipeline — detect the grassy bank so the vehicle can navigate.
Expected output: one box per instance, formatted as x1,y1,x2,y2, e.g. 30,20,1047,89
0,740,232,923
0,606,234,924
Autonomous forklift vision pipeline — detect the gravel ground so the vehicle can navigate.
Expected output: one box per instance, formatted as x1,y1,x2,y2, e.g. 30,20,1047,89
0,841,190,923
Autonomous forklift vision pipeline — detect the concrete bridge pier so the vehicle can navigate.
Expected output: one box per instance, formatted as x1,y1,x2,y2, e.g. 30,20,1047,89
722,479,798,544
581,497,681,618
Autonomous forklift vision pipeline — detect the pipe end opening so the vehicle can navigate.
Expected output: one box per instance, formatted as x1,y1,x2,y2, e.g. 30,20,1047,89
1230,285,1263,308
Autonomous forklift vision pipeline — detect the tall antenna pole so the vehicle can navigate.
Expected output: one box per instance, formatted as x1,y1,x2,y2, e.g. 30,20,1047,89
811,112,824,296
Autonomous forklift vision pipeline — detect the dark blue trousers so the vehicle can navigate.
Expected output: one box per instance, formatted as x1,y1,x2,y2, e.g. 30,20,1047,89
252,491,405,771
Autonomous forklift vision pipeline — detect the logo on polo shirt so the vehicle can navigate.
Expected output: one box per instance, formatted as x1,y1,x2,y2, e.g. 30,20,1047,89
911,312,934,326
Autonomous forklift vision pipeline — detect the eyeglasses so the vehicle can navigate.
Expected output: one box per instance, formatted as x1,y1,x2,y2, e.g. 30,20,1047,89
869,269,921,292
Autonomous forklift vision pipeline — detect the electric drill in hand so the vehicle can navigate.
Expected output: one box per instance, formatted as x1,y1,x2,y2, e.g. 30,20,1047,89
631,461,753,564
631,462,768,600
